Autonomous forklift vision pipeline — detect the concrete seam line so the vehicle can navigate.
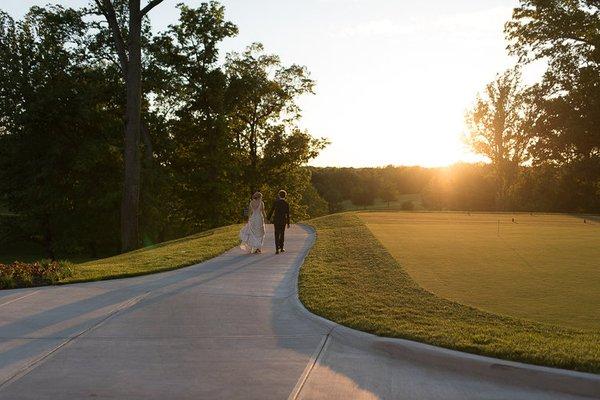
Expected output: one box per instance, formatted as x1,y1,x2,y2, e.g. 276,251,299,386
182,291,276,299
0,291,151,389
287,328,334,400
0,290,40,308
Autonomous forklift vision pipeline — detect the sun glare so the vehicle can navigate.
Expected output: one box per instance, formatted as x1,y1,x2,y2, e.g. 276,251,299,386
296,4,517,168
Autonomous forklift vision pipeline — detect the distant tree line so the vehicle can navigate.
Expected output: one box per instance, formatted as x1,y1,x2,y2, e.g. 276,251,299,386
0,2,326,259
311,161,598,214
310,166,433,211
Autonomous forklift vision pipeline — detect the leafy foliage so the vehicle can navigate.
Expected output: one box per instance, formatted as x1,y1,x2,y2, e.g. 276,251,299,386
422,164,496,211
225,43,328,197
147,2,242,230
0,2,328,261
0,6,123,258
311,166,433,212
0,259,73,289
504,0,600,210
465,68,535,208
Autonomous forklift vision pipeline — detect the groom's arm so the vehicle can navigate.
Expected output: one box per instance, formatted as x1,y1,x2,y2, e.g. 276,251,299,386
267,202,275,222
285,203,290,227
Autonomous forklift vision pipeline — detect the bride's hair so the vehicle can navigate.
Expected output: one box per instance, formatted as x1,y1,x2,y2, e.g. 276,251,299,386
252,191,262,200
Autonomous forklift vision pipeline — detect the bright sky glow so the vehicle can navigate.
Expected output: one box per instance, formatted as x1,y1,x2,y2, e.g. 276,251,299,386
5,0,541,167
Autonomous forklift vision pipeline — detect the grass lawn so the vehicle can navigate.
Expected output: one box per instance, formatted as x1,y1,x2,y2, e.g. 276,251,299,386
61,224,242,284
299,212,600,373
359,212,600,331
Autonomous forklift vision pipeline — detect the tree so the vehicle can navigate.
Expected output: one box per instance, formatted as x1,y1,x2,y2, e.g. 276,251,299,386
505,0,600,83
0,6,123,257
149,3,240,229
505,0,600,211
421,164,496,211
465,68,533,209
379,187,398,208
350,187,375,209
93,0,165,251
300,181,328,218
350,172,377,209
225,43,327,195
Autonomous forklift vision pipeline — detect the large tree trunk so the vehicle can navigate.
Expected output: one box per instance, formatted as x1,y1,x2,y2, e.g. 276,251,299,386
121,0,142,252
248,124,258,196
96,0,164,252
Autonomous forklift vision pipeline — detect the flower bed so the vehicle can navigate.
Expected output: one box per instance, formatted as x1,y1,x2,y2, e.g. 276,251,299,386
0,260,74,289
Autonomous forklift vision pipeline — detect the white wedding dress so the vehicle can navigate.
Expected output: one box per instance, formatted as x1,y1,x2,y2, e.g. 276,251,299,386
240,199,266,252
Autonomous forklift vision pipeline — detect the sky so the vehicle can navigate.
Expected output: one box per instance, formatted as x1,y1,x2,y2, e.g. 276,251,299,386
4,0,539,168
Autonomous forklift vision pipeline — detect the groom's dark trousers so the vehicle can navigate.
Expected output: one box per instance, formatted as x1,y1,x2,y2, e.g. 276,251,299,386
269,197,290,251
274,224,286,251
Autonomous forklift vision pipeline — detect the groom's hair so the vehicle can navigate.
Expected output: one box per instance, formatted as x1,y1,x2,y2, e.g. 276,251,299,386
278,190,287,199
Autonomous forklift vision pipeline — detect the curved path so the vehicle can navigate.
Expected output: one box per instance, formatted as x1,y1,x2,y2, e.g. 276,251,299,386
0,226,598,399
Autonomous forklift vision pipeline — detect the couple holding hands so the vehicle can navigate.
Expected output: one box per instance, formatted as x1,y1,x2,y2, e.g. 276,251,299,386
240,190,291,255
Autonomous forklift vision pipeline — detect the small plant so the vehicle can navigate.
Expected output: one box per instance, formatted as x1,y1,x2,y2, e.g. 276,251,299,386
0,260,74,289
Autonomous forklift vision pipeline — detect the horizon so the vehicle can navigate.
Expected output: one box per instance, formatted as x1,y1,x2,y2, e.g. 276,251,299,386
308,160,490,170
5,0,541,168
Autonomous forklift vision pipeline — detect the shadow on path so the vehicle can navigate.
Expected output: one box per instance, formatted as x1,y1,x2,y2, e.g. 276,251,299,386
0,226,597,399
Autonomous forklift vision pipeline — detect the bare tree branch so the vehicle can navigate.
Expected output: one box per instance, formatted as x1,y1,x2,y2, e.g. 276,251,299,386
95,0,129,75
97,50,123,74
140,0,165,17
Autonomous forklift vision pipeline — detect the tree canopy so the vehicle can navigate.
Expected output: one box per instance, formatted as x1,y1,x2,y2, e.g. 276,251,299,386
0,2,327,259
504,0,600,210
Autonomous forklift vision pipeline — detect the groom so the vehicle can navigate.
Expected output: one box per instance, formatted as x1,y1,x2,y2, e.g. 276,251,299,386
268,190,291,254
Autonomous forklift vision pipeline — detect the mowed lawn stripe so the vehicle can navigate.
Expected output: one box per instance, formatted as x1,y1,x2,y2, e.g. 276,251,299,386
299,213,600,373
359,212,600,331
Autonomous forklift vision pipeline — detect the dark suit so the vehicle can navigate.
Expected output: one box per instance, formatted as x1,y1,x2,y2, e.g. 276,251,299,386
268,198,290,251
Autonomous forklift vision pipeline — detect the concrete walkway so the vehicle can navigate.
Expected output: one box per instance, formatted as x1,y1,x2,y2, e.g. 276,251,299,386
0,226,598,399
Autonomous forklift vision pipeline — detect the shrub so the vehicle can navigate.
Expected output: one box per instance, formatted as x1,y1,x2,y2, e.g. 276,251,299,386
0,260,74,289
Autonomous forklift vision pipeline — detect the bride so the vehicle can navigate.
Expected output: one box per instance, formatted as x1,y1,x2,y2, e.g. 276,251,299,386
240,192,266,254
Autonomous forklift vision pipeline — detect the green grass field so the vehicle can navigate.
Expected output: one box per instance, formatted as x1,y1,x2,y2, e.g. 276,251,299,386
1,215,241,283
359,212,600,330
61,224,241,283
0,223,241,288
299,212,600,373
